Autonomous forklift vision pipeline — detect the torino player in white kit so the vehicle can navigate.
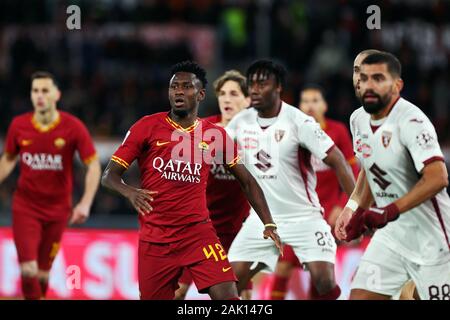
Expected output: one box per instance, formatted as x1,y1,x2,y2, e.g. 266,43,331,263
226,60,356,299
335,52,450,300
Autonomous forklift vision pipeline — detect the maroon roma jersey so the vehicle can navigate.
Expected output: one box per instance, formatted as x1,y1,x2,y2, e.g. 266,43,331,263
4,111,97,219
111,112,240,243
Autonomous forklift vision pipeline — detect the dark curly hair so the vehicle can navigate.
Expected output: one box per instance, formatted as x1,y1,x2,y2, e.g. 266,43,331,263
246,59,286,88
170,60,208,88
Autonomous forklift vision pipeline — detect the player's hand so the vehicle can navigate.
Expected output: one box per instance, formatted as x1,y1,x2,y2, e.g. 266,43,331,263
70,202,91,225
363,203,400,229
334,207,353,241
344,207,367,241
126,188,158,216
263,226,283,257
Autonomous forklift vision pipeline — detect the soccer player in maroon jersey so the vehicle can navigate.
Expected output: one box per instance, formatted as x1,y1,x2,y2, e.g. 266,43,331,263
269,85,359,300
0,71,101,300
101,61,282,300
174,70,252,300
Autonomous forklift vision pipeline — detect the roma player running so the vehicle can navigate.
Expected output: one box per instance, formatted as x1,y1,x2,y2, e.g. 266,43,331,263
0,71,101,299
101,61,281,300
270,84,359,300
335,52,450,299
227,60,356,299
175,70,252,300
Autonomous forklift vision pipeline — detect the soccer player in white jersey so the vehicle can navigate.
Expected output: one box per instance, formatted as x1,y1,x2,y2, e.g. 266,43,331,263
335,52,450,300
226,60,356,299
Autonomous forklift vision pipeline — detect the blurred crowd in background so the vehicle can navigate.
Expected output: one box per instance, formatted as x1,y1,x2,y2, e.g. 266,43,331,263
1,0,449,223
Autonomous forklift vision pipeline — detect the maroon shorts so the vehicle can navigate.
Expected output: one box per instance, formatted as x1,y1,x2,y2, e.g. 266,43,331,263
138,221,237,300
278,244,302,267
178,232,237,286
12,199,68,271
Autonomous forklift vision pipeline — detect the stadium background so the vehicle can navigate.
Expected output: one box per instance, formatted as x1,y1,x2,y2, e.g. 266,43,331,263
0,0,449,299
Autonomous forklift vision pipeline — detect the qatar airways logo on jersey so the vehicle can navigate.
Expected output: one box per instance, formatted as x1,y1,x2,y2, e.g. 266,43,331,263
22,152,63,171
153,157,202,183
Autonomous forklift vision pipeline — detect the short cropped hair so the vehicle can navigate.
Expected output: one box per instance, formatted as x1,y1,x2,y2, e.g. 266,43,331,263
361,52,402,78
170,60,208,88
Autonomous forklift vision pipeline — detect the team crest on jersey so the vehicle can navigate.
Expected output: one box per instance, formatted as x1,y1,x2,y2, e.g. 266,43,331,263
381,131,392,148
54,138,66,149
274,130,285,142
198,141,209,151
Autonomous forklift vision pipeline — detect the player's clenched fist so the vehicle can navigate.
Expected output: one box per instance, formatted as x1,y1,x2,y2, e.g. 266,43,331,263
344,207,367,241
125,188,158,216
362,203,400,229
263,224,283,256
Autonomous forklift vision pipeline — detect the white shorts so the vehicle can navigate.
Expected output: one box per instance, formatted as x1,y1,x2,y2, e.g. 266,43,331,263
227,213,336,272
351,239,450,300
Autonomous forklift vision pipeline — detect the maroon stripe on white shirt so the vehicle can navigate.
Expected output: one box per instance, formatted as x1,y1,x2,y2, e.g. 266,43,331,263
431,197,450,251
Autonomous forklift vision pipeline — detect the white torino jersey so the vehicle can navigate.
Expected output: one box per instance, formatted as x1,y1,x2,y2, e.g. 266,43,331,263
226,102,334,221
350,97,450,265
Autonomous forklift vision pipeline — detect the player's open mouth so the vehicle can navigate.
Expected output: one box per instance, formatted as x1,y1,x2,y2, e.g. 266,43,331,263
174,98,185,107
224,106,233,112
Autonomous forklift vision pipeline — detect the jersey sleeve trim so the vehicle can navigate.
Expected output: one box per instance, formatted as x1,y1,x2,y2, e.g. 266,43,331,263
423,156,445,166
226,156,241,168
347,156,357,165
83,153,98,165
111,155,130,169
325,144,336,154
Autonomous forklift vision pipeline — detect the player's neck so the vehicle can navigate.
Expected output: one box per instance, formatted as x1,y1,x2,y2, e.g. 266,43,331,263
33,108,59,126
169,110,198,129
258,99,282,118
370,95,400,120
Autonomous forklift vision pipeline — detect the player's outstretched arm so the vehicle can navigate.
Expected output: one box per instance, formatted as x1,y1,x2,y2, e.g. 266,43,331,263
322,146,356,196
70,158,101,225
101,161,157,216
228,163,283,255
0,153,18,184
335,168,374,241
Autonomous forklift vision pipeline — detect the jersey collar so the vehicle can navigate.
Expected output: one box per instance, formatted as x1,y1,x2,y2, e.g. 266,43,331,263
165,114,199,133
31,112,61,133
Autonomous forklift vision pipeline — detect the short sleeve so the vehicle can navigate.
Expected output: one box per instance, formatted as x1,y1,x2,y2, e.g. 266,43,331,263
297,118,334,160
208,126,240,168
74,120,97,164
400,115,444,173
336,122,357,164
112,120,147,170
4,120,19,156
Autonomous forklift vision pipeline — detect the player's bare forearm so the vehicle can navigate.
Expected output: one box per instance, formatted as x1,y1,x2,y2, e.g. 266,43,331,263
228,163,275,225
101,160,134,198
0,153,18,184
350,169,374,209
394,160,448,214
323,147,356,196
102,160,156,215
79,158,101,207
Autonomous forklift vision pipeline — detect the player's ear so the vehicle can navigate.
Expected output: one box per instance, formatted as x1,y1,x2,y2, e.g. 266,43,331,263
395,78,404,93
197,88,206,102
54,87,62,102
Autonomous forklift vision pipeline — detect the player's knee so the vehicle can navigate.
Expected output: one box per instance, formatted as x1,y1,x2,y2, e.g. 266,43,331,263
312,277,336,295
275,261,294,278
20,261,39,278
37,270,50,283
